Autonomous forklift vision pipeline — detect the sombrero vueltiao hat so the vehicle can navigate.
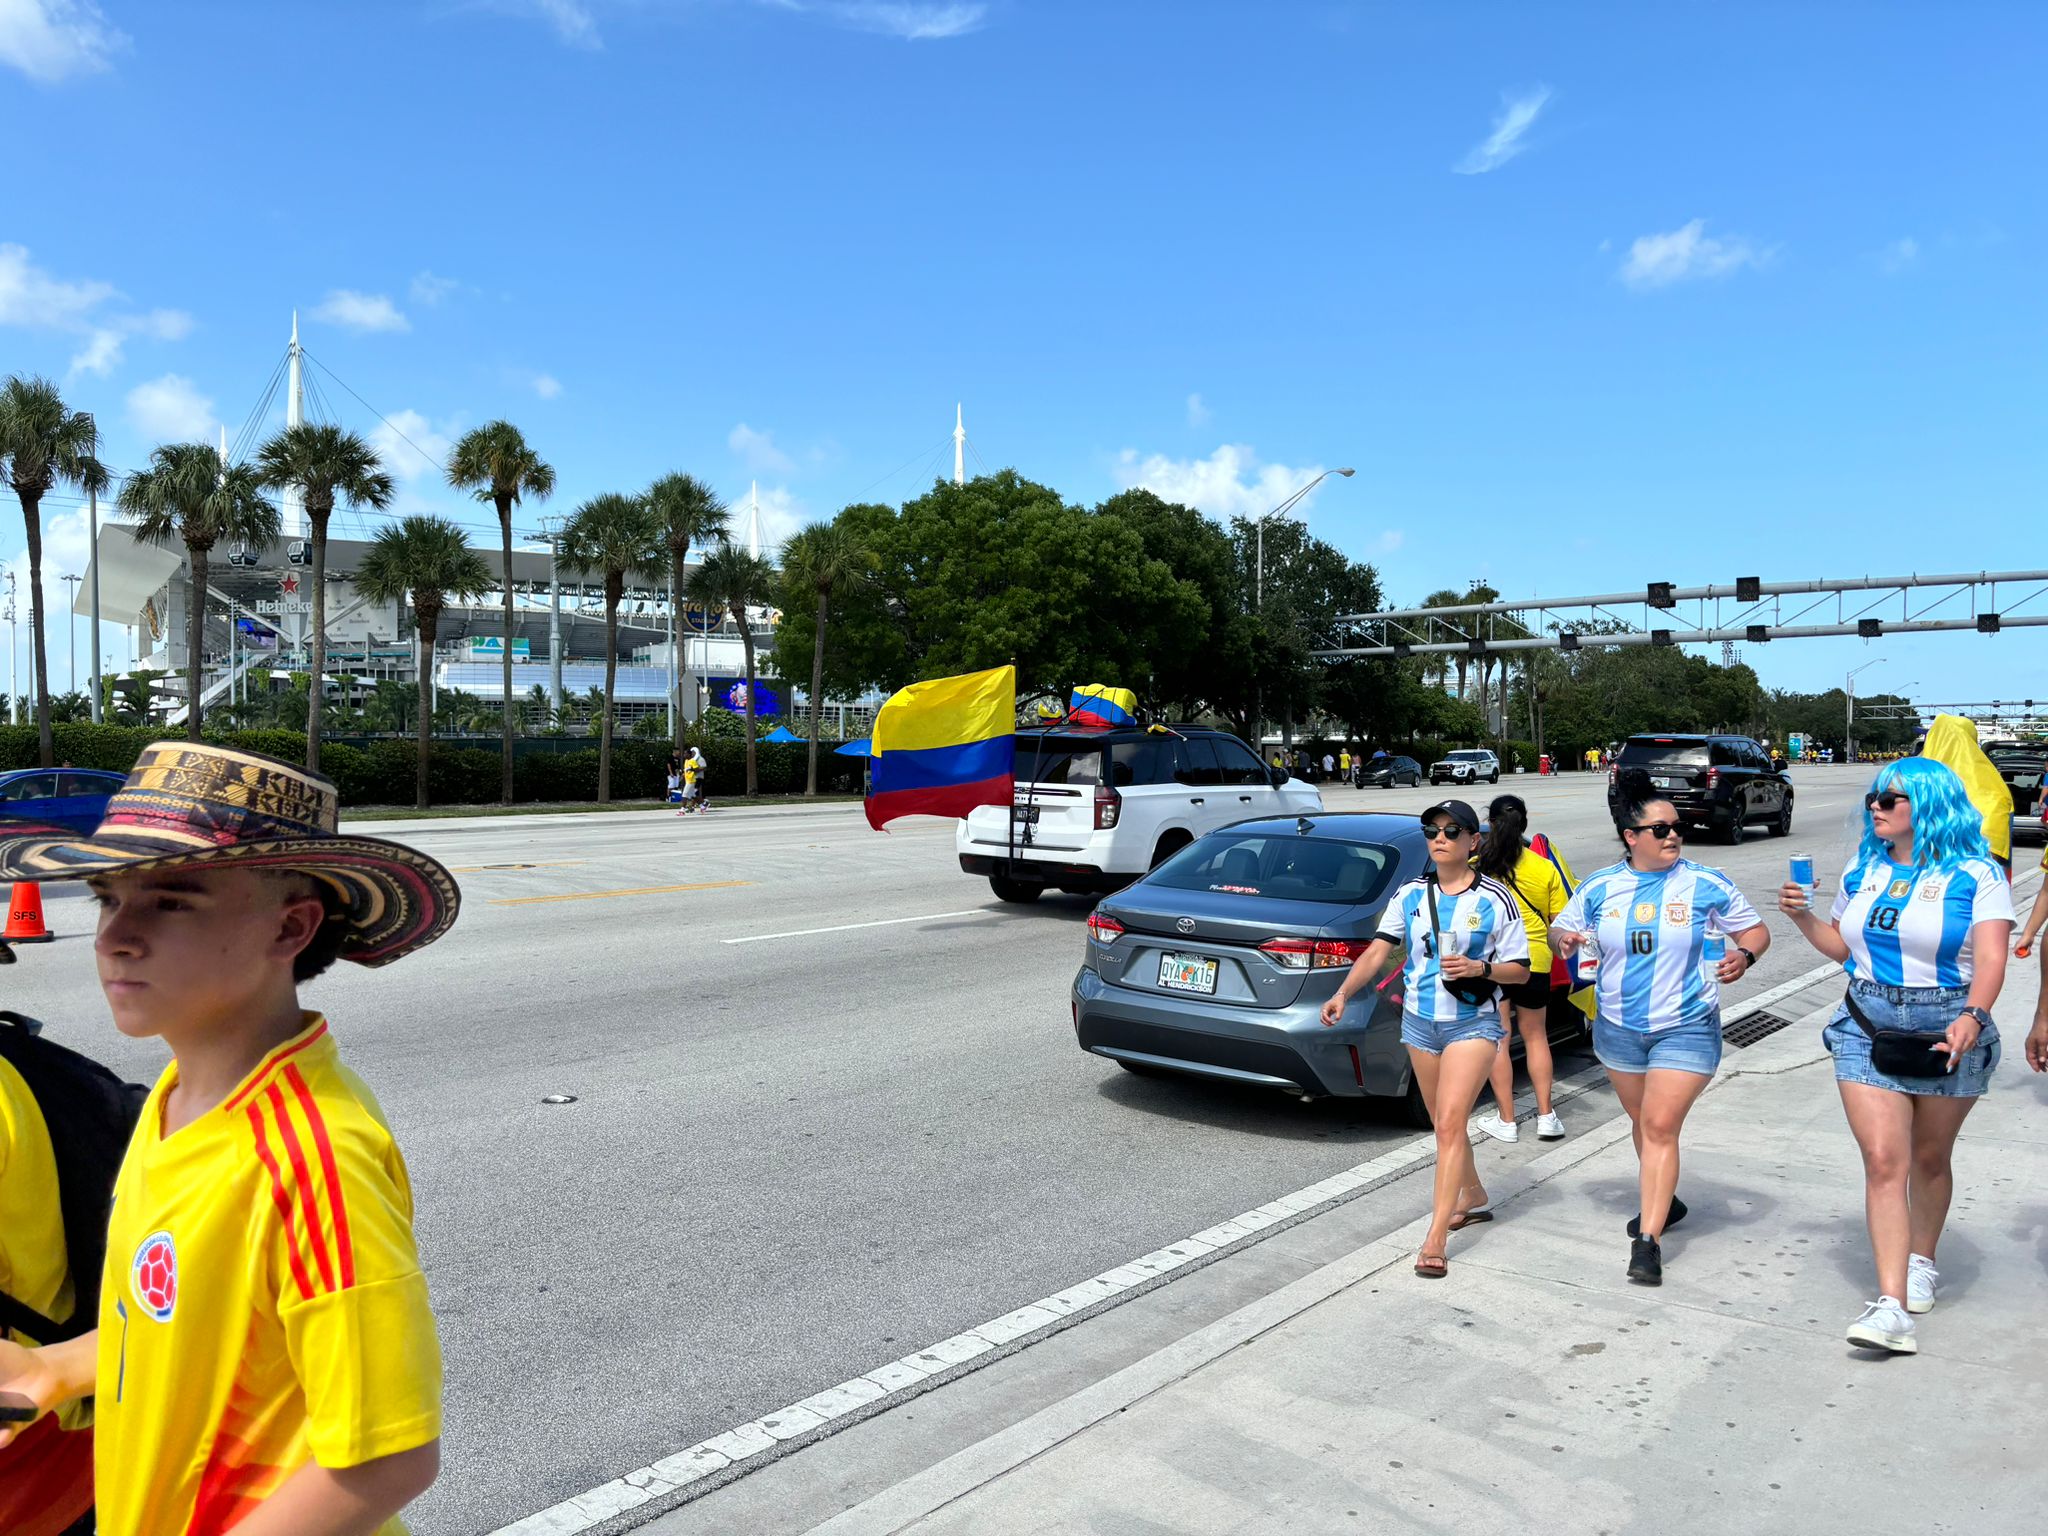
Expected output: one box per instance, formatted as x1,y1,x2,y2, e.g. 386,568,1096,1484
0,742,458,967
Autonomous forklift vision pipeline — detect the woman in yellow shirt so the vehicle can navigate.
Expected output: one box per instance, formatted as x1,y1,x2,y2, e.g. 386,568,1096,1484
1474,795,1574,1142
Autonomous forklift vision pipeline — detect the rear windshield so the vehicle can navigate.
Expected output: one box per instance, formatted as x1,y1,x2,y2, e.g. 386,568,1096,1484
1016,739,1107,786
1620,739,1709,768
1148,831,1397,906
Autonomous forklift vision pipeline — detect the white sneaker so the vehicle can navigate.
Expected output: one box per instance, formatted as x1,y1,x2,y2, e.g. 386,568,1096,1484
1906,1255,1939,1315
1846,1297,1918,1354
1534,1111,1566,1141
1478,1113,1518,1143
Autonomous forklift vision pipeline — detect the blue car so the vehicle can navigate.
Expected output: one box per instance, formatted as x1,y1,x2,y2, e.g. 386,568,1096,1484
0,767,124,836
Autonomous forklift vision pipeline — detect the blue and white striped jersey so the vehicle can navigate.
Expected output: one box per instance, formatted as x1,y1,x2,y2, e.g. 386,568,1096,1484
1830,856,2013,988
1376,874,1530,1023
1553,859,1761,1033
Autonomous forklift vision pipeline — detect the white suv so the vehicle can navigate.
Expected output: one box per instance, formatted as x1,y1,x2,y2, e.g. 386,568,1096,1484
957,728,1324,902
1428,748,1500,787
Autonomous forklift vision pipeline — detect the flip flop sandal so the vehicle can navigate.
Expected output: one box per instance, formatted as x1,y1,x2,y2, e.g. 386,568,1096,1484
1448,1206,1494,1232
1413,1252,1449,1279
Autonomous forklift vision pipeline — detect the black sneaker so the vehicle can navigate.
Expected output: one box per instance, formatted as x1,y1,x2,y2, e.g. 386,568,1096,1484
1628,1235,1663,1286
1627,1196,1687,1238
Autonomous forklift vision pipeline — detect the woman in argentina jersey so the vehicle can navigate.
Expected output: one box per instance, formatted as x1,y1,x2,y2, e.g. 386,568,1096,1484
1553,771,1770,1288
1778,756,2013,1356
1322,800,1530,1280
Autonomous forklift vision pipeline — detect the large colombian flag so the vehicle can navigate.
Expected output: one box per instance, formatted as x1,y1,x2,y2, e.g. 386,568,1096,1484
865,665,1017,830
1067,684,1138,728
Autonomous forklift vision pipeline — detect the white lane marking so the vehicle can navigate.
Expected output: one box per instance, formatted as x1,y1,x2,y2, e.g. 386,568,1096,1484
722,910,992,945
477,965,1895,1536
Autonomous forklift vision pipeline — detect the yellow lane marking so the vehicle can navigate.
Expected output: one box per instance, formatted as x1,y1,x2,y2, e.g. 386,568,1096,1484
489,880,752,907
451,860,589,873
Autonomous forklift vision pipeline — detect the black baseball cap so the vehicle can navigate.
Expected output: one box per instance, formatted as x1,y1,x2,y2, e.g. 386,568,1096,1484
1420,799,1481,834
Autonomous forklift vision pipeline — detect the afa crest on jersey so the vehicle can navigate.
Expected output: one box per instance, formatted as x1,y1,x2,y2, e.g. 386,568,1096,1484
1664,903,1690,926
1917,878,1945,901
131,1230,178,1322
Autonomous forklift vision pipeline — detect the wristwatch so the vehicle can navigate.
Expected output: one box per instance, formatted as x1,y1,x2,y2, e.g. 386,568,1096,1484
1482,961,1493,979
1960,1006,1993,1028
1734,945,1758,970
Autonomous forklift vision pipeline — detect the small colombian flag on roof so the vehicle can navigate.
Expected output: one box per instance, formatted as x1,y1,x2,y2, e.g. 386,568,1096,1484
1067,684,1137,728
865,665,1017,830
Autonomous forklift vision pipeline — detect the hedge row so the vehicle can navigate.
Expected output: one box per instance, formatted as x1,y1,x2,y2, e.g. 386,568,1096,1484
0,724,866,807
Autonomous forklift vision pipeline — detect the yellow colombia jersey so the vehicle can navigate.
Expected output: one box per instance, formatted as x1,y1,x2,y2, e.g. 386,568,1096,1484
1500,844,1573,973
0,1055,75,1344
95,1015,442,1536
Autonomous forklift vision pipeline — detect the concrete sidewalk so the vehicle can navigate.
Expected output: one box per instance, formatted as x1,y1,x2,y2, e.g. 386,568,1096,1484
789,1003,2048,1536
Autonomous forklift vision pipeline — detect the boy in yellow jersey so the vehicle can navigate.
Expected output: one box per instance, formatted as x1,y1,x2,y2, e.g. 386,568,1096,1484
0,743,461,1536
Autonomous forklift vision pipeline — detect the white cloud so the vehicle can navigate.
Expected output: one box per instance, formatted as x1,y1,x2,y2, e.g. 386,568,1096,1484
729,422,795,476
0,241,114,329
1878,237,1919,273
410,270,462,306
4,500,98,689
311,289,410,334
1618,219,1768,290
494,0,600,47
0,0,128,83
1453,84,1552,175
1186,393,1211,429
1377,529,1404,554
126,374,215,442
63,307,193,380
530,372,563,400
1112,444,1342,524
754,0,987,40
67,327,122,379
368,409,454,484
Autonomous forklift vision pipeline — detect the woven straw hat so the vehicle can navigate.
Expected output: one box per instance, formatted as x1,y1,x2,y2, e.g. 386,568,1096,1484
0,742,458,966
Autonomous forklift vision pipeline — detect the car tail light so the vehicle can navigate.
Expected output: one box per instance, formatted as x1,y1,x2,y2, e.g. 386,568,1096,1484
1705,767,1720,790
1258,937,1368,970
1607,765,1617,787
1086,911,1125,944
1347,1045,1364,1086
1094,782,1121,829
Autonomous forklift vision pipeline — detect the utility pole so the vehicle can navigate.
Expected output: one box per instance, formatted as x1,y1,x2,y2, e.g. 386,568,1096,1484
1847,657,1888,764
1252,466,1355,747
4,571,15,724
83,410,103,722
62,574,81,697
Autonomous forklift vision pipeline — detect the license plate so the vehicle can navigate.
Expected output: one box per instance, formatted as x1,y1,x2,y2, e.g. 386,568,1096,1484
1653,775,1681,789
1012,804,1040,824
1158,952,1219,995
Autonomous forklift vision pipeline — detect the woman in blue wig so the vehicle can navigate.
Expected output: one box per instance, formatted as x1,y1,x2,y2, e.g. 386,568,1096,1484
1778,755,2014,1356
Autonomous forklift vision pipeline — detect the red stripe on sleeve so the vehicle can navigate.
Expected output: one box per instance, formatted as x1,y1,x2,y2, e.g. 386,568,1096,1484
265,1084,336,1295
220,1021,329,1115
246,1105,317,1303
284,1064,355,1290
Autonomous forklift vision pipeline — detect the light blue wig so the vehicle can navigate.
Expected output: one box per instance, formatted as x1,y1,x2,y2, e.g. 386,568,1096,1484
1852,756,1991,875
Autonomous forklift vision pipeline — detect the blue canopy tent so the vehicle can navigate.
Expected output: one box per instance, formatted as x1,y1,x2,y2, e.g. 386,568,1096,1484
834,737,873,757
761,725,805,744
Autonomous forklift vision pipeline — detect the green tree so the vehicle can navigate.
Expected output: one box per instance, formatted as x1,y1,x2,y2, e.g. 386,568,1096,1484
254,424,394,771
0,376,109,766
645,472,729,759
118,444,281,741
560,492,661,802
446,422,554,803
780,518,878,794
687,540,779,795
353,517,492,808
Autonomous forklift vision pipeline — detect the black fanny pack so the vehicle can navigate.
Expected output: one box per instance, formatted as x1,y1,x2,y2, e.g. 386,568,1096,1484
1842,990,1956,1079
1426,876,1500,1008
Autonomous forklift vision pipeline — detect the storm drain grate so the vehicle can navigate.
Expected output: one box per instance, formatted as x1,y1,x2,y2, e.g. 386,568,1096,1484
1723,1010,1796,1048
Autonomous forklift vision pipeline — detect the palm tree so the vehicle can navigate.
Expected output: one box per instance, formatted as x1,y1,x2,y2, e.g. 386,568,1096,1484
688,540,780,796
445,422,554,804
560,492,661,802
1418,588,1465,695
118,444,281,741
254,424,394,772
781,519,877,795
353,517,492,809
0,376,109,766
645,472,729,758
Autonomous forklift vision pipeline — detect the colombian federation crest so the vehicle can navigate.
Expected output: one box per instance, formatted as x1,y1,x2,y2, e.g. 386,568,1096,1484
131,1230,178,1322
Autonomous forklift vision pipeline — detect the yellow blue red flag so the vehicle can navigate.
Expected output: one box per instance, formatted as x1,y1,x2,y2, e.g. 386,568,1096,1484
1921,714,2013,862
866,665,1017,830
1068,684,1137,728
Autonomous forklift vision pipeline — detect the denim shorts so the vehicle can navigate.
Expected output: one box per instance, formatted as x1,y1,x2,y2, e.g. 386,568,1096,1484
1401,1010,1507,1055
1823,980,2000,1098
1594,1014,1723,1078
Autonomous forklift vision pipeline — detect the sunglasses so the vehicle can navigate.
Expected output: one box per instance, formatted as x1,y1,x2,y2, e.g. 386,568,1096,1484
1423,823,1470,841
1864,791,1911,811
1625,821,1683,840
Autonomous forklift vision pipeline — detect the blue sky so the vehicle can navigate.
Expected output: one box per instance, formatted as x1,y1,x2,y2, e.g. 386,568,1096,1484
3,0,2044,711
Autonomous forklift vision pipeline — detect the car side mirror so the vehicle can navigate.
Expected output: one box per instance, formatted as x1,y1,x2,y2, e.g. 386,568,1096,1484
1773,756,1788,771
1269,766,1289,788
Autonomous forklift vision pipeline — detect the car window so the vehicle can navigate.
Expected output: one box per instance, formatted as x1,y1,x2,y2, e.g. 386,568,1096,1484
1449,751,1490,763
1108,738,1175,787
1017,740,1106,786
1176,736,1223,787
1621,739,1708,768
0,773,60,802
59,772,112,797
1149,832,1398,906
1709,741,1739,767
1209,736,1268,786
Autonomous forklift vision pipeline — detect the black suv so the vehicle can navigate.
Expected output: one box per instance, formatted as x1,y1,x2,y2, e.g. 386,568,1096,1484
1605,734,1792,844
1357,755,1422,788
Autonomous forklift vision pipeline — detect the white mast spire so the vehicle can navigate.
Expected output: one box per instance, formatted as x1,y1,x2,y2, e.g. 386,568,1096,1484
746,481,764,558
282,312,306,539
953,402,965,486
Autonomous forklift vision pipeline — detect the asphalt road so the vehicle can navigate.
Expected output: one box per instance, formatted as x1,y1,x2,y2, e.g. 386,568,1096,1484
1,764,1897,1533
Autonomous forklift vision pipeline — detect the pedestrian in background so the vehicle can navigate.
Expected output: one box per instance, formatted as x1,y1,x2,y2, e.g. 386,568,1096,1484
1339,746,1353,782
1322,799,1531,1279
1474,794,1572,1144
1777,756,2012,1354
1554,769,1770,1286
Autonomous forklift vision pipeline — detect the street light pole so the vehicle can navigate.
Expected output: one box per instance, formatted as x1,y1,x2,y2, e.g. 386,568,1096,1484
62,574,81,697
82,410,103,723
1847,657,1888,763
1252,466,1355,751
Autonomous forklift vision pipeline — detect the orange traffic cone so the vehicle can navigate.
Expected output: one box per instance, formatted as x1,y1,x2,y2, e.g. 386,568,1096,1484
4,882,54,943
